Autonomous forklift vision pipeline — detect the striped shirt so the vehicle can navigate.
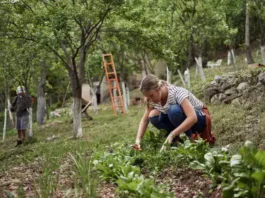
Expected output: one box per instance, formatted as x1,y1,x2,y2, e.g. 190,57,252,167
148,84,204,114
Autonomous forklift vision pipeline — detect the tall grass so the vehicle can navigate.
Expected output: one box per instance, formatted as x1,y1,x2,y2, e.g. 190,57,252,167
70,152,98,197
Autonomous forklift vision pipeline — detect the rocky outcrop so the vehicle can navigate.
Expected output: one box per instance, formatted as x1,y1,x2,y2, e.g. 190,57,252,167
204,69,265,108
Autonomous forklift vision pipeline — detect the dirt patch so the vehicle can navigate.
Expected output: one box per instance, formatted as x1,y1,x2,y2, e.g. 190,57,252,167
1,158,221,198
98,181,116,198
0,157,117,198
156,168,222,198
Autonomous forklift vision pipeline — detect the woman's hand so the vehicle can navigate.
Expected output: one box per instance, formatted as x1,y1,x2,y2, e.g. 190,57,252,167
160,135,174,152
130,143,142,151
130,139,142,151
166,133,175,145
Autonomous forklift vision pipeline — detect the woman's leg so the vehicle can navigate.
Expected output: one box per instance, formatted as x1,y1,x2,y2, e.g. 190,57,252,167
148,109,175,135
148,109,182,142
167,104,206,138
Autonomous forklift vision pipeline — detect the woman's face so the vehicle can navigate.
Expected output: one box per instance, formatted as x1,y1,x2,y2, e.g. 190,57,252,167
143,89,161,103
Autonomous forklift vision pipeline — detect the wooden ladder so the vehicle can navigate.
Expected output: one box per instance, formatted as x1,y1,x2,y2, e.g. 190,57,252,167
102,54,125,115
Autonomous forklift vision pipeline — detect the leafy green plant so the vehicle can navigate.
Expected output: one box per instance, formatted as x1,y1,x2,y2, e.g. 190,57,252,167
142,130,168,151
117,174,174,198
175,138,210,163
92,142,173,197
223,141,265,198
191,141,265,198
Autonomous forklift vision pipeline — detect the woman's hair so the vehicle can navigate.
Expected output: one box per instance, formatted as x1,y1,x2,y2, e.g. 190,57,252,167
140,74,167,93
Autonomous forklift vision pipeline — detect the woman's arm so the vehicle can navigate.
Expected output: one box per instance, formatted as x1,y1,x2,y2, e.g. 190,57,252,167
167,98,197,143
136,105,152,142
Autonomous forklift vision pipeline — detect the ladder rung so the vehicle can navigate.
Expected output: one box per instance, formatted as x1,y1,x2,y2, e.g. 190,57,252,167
113,105,123,107
102,53,125,115
112,96,122,99
105,62,114,65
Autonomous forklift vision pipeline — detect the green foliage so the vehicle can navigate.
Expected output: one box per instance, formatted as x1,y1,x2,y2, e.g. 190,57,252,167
17,185,25,198
117,175,172,198
86,50,104,82
35,166,59,198
92,142,174,197
175,138,210,162
70,152,98,197
142,130,168,151
191,141,265,198
91,134,211,196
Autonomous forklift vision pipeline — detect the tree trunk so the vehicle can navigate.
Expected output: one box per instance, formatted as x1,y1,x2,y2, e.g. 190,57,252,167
231,49,236,63
177,69,186,87
37,97,46,125
141,60,147,78
121,82,128,112
70,70,82,138
144,53,155,74
113,81,119,113
195,57,206,82
3,108,7,141
261,46,265,65
259,10,265,65
119,52,126,82
166,66,171,83
245,46,255,64
126,86,130,106
91,88,98,114
227,51,231,65
187,34,193,67
7,99,14,128
28,107,33,138
62,81,70,108
37,60,47,126
230,49,237,71
184,68,190,88
245,2,255,64
69,35,88,138
73,96,82,138
4,70,14,127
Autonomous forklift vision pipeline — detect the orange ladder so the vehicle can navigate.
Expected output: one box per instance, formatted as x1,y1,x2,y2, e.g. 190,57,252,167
102,54,125,115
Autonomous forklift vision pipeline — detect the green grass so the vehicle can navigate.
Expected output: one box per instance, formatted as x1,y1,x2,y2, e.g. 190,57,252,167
1,47,265,197
0,105,144,170
0,100,263,192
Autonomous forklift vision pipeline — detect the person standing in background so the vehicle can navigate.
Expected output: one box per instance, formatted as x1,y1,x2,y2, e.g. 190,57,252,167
10,86,32,146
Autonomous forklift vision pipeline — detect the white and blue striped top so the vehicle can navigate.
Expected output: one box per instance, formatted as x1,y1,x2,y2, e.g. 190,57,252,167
148,84,204,114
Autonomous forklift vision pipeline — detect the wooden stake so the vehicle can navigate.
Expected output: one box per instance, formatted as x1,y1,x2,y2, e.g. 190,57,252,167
3,108,7,141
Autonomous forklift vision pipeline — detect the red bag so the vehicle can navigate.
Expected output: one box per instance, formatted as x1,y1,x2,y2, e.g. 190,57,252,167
192,106,216,145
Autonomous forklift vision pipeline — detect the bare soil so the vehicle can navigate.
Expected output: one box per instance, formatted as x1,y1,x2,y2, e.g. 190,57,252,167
0,161,221,198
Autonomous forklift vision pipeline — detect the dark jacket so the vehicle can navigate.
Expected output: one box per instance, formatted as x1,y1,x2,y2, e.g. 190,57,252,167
11,94,32,117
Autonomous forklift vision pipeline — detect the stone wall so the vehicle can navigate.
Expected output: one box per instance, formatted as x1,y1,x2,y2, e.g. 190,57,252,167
204,68,265,108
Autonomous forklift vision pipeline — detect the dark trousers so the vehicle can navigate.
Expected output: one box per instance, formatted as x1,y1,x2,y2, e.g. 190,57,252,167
149,104,206,138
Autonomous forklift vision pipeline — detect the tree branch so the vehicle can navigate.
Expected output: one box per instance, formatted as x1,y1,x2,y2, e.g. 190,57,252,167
20,0,35,14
